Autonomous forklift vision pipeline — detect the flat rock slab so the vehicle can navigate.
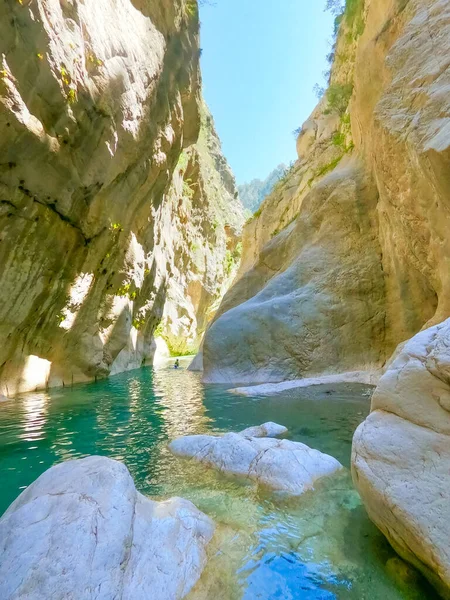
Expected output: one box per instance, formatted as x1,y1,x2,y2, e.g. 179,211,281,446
169,430,342,496
229,370,380,397
0,456,214,600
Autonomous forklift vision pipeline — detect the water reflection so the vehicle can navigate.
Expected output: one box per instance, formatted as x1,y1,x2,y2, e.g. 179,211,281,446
152,359,212,439
20,392,48,442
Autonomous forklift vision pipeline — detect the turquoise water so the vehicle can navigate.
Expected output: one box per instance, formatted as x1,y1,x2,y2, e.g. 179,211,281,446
0,360,437,599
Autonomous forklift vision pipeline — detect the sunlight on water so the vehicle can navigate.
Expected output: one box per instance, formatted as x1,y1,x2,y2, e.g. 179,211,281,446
0,359,437,599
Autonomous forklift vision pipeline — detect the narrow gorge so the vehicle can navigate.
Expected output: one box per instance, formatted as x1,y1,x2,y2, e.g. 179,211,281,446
0,0,243,396
0,0,449,599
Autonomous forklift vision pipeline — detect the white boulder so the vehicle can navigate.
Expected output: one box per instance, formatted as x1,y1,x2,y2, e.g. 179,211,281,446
352,319,450,598
169,430,342,496
238,422,288,438
0,456,214,600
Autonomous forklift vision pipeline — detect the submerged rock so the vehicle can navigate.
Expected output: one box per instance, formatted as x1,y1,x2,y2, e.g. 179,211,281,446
352,319,450,599
169,430,342,495
0,456,214,600
229,371,379,396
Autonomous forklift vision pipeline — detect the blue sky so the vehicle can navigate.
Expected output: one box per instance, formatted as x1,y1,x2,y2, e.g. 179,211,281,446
199,0,335,184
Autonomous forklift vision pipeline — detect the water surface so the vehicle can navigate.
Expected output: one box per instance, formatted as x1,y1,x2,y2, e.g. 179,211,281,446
0,360,437,599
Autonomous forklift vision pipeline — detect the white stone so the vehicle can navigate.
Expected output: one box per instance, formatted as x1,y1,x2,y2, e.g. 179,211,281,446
169,431,342,496
238,422,287,438
352,318,450,598
0,456,214,600
229,370,380,396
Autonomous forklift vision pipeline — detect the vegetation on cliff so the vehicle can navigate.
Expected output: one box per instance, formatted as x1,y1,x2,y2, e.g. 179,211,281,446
0,0,243,395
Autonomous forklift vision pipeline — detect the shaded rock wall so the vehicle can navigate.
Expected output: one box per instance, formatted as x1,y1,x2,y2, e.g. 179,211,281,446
202,0,450,384
0,0,243,395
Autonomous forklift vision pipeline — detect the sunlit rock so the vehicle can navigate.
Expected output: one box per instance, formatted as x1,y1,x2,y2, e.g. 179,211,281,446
0,0,244,396
352,318,450,598
169,431,342,496
0,456,214,600
238,422,287,438
202,0,450,387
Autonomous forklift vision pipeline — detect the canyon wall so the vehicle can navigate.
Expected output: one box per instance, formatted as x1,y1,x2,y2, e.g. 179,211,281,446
0,0,243,396
202,0,450,385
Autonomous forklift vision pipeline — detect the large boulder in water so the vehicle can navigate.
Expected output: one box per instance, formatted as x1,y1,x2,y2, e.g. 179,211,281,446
169,428,342,496
352,319,450,598
0,456,214,600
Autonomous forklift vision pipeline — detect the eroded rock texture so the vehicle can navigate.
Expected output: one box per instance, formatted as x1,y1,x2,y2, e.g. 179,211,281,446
352,319,450,598
202,0,450,384
169,428,343,495
0,0,243,395
0,456,215,600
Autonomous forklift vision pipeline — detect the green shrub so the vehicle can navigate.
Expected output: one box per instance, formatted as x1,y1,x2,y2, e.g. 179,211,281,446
326,83,353,115
153,320,165,337
186,0,197,17
183,179,195,199
308,155,344,187
116,282,138,300
224,243,242,276
345,0,364,23
177,151,189,172
279,162,296,185
232,242,242,262
326,0,365,37
133,316,146,330
223,251,233,276
332,132,346,147
67,88,77,104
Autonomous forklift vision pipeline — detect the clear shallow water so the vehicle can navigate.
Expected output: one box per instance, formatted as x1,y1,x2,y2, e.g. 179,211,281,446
0,360,437,600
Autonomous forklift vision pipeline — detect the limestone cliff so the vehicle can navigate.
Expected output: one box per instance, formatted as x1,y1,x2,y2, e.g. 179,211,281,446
202,0,450,385
238,164,286,215
352,319,450,598
0,0,243,395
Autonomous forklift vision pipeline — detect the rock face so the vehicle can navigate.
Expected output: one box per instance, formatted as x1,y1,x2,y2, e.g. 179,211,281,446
0,0,243,396
203,159,385,384
0,456,215,600
352,319,450,598
201,0,450,384
169,428,342,495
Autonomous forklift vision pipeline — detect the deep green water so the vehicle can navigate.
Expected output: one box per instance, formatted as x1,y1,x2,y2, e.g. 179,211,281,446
0,360,437,599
